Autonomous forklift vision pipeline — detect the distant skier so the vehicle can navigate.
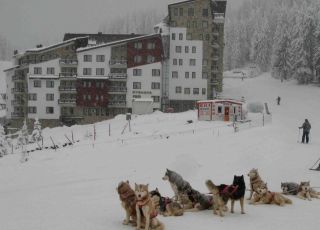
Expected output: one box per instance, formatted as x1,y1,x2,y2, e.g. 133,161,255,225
299,119,311,144
277,96,281,105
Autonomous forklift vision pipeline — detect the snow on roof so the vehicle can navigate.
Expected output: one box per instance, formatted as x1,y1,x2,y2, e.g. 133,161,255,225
28,75,60,79
133,98,154,102
197,99,244,105
77,34,161,53
77,76,109,80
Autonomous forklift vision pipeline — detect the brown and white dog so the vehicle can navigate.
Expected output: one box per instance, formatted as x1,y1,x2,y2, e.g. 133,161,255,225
250,183,292,206
205,180,227,217
135,184,165,230
297,181,320,201
117,181,141,226
247,168,265,200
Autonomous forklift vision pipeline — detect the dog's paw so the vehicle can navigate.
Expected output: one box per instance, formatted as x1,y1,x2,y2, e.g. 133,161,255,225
241,211,246,214
123,220,130,225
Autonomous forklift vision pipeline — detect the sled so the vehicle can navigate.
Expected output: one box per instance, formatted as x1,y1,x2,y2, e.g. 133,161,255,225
309,158,320,171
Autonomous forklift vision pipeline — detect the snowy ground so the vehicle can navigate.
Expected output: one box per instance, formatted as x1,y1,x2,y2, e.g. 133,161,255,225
0,73,320,230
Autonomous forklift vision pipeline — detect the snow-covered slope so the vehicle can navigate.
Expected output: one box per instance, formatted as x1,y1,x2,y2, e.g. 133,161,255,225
0,73,319,230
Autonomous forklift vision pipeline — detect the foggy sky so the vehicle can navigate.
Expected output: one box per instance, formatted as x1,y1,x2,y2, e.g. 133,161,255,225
0,0,242,51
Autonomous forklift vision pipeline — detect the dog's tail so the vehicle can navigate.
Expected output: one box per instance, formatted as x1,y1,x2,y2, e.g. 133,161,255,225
284,196,292,204
205,180,216,191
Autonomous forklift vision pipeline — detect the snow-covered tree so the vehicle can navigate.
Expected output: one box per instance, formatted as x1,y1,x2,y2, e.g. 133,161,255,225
0,124,8,157
18,120,29,162
31,118,42,143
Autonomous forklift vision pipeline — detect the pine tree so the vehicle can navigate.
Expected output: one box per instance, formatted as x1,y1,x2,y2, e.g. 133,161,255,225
0,124,8,157
18,120,29,162
31,118,42,143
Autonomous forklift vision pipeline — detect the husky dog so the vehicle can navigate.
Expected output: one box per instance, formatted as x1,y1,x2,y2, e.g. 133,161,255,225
281,182,300,195
162,169,193,203
206,180,227,217
297,181,320,201
117,181,140,226
247,168,265,200
186,188,213,211
135,184,165,230
150,188,184,217
250,183,292,206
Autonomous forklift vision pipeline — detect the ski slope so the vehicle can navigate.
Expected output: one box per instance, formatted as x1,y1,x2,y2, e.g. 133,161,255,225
0,73,319,230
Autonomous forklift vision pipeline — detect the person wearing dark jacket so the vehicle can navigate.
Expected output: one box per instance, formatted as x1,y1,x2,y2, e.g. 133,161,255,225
299,119,311,144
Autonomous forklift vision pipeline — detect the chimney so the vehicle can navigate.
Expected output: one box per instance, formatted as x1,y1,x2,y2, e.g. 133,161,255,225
14,50,18,55
36,44,43,48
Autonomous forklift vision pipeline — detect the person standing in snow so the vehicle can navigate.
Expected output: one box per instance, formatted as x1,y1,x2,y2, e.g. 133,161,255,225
277,96,281,105
299,119,311,144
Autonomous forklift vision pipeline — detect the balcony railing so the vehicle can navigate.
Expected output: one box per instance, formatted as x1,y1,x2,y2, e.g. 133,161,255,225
59,59,78,65
59,72,77,78
213,13,225,23
59,86,77,92
11,112,25,118
211,43,220,49
109,60,127,67
108,101,127,108
11,100,25,106
12,75,26,81
212,56,219,61
11,88,26,93
108,73,127,80
108,87,127,93
58,99,76,105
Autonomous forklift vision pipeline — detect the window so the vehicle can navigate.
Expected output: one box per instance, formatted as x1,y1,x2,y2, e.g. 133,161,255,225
175,46,182,53
205,34,210,41
29,94,37,101
133,69,142,76
147,42,156,49
185,72,189,79
193,88,199,95
47,67,55,75
88,81,92,88
46,107,54,114
133,95,141,99
179,8,183,16
202,9,208,17
147,55,155,63
179,33,183,40
96,95,99,101
173,59,177,65
34,80,41,88
96,55,105,62
152,69,160,76
179,59,183,66
134,42,142,49
192,72,196,79
202,88,206,95
174,8,178,16
46,93,54,101
151,82,160,89
185,46,189,53
188,8,194,16
187,33,192,40
202,21,208,28
200,34,203,40
184,88,190,94
46,80,54,88
172,71,178,78
172,33,176,40
84,55,92,62
176,86,182,94
96,68,105,76
152,96,160,103
187,21,191,28
83,68,92,75
28,107,37,114
203,59,208,66
202,72,208,79
34,67,42,75
190,59,196,66
218,106,222,114
192,21,197,28
133,82,141,89
134,55,142,63
192,46,196,53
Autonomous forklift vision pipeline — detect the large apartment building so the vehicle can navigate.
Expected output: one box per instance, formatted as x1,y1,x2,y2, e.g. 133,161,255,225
167,0,227,99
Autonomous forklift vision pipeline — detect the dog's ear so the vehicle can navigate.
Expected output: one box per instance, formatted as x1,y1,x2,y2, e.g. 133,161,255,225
146,184,149,190
135,183,138,190
156,188,159,192
126,180,129,184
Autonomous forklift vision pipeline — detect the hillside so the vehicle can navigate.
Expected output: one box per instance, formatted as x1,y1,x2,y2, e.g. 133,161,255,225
0,73,319,230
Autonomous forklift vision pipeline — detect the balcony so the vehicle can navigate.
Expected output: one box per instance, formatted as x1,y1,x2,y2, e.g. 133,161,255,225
58,99,76,106
108,87,127,94
11,88,26,94
59,72,77,78
59,59,78,66
211,43,220,49
209,80,219,86
108,73,127,81
12,75,26,81
108,101,127,108
213,13,225,24
59,86,77,92
11,112,25,118
109,60,127,68
212,55,219,61
11,100,25,106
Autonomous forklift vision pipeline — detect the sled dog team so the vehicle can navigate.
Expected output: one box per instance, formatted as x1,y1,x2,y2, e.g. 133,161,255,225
117,168,320,230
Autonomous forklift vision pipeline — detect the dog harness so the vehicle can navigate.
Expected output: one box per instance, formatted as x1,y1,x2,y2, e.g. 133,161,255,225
137,198,158,219
221,185,239,196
